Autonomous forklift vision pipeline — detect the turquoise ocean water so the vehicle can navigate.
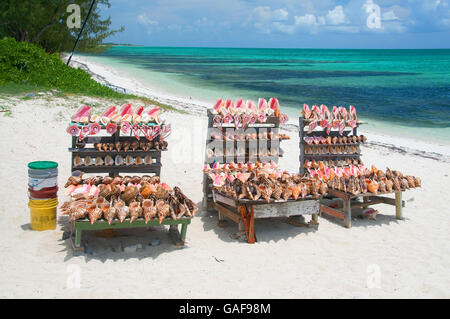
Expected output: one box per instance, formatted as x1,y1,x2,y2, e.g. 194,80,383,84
86,47,450,144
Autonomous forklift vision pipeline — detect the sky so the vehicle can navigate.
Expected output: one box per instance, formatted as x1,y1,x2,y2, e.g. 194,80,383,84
100,0,450,48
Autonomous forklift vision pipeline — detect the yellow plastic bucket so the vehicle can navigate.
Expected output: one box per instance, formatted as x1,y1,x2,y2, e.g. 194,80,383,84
28,198,58,231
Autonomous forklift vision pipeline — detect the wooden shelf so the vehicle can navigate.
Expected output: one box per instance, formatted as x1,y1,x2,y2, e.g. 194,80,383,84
69,148,166,155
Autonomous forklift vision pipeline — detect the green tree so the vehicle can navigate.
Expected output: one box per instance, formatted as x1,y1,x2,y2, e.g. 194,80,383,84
0,0,124,53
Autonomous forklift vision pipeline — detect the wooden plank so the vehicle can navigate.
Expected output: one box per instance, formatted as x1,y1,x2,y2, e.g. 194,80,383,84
214,203,241,224
320,204,345,219
169,224,185,246
395,191,403,220
213,192,238,208
327,188,351,200
343,199,351,228
252,200,319,218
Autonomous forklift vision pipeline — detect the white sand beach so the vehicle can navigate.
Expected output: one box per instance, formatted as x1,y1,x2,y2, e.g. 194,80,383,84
0,55,449,298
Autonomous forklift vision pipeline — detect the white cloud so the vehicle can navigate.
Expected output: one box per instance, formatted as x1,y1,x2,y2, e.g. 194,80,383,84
382,11,399,21
326,5,347,25
252,6,289,23
137,14,158,26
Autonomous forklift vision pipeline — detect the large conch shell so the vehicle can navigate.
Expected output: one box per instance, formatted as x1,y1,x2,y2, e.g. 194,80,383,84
142,199,157,223
129,201,143,223
367,179,379,194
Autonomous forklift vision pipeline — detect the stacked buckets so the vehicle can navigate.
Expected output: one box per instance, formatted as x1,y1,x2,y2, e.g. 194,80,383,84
28,161,58,230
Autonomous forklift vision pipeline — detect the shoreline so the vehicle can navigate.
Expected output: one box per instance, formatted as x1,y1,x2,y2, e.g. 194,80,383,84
67,54,450,161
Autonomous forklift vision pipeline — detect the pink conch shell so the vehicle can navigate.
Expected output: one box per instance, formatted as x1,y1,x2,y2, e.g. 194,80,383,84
222,114,233,124
147,106,160,118
237,172,251,184
338,120,345,135
102,106,117,118
89,123,101,135
348,119,357,129
226,174,235,183
149,125,161,140
213,174,225,187
246,100,257,113
213,99,223,113
234,114,242,128
224,99,233,110
249,113,258,124
213,115,222,129
269,97,280,111
258,113,266,123
135,105,144,116
161,124,171,139
66,124,80,136
106,123,117,135
332,106,339,118
72,105,91,123
279,113,288,124
339,106,347,119
258,98,268,114
241,113,251,130
326,121,332,135
308,121,318,134
119,103,133,117
304,137,313,145
121,121,131,134
303,104,311,119
235,99,244,113
132,123,141,140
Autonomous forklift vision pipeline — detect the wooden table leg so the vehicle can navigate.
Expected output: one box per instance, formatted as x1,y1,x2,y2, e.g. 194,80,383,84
238,205,256,244
343,199,351,228
75,226,82,248
395,191,403,220
180,222,188,242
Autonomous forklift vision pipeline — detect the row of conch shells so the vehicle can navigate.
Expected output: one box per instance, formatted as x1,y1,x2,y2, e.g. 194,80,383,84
302,104,358,134
207,168,327,202
304,158,363,170
206,147,281,158
61,175,198,224
74,155,153,167
71,104,162,125
210,130,290,141
305,145,360,155
92,140,168,152
304,135,366,145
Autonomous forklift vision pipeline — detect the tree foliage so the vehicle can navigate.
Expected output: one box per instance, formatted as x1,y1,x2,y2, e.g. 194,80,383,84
0,0,124,53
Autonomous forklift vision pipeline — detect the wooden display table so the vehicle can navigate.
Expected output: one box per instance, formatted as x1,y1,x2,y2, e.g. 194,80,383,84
213,191,319,243
71,217,192,250
320,189,405,228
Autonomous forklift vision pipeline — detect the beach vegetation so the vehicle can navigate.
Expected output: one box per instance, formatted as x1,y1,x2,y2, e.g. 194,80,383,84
0,38,179,112
0,0,123,54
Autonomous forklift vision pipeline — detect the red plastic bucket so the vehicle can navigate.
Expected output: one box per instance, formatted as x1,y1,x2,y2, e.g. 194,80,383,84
28,186,58,199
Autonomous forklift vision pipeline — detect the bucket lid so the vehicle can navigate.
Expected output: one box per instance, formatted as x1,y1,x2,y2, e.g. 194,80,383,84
28,161,58,170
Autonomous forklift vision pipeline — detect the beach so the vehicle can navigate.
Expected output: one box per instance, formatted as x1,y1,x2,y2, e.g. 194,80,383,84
0,55,449,298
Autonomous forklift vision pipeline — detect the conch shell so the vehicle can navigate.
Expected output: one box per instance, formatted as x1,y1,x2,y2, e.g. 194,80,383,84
367,179,379,194
129,201,143,223
142,199,157,223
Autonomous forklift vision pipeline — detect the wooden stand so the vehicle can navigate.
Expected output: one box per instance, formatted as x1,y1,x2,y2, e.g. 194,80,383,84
70,123,164,176
72,217,191,249
213,191,319,244
67,122,192,248
298,117,362,174
320,189,405,228
203,110,285,209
